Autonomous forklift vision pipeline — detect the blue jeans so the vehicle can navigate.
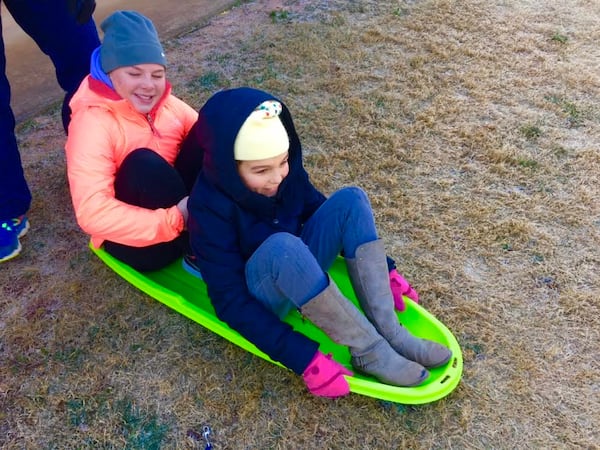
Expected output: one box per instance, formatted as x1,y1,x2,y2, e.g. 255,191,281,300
245,187,378,318
0,0,100,221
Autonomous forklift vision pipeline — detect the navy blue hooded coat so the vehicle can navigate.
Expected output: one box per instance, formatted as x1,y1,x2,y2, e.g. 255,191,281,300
187,88,326,374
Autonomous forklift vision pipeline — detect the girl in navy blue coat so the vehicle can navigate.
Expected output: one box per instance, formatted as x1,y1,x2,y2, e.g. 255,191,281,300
187,87,451,398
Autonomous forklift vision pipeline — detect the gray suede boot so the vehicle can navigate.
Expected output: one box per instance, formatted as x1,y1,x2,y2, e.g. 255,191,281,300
346,240,452,368
301,277,428,387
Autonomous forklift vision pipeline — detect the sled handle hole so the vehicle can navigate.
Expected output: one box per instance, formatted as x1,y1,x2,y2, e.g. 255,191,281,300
439,375,451,385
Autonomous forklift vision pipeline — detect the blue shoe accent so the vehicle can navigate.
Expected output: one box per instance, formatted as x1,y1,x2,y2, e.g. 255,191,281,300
1,222,21,263
0,216,29,262
182,254,202,279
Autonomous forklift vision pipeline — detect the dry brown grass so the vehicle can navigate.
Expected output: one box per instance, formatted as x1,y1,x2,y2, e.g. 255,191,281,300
1,0,599,448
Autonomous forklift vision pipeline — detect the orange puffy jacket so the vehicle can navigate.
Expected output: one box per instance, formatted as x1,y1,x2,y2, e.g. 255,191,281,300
65,76,198,248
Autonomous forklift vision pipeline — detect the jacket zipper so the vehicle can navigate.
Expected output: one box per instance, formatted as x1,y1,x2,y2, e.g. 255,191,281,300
146,113,162,137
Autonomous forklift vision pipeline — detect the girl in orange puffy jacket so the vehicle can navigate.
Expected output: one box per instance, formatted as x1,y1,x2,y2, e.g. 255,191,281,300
65,10,202,271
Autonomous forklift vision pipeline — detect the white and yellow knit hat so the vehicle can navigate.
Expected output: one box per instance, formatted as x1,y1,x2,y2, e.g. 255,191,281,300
234,101,289,161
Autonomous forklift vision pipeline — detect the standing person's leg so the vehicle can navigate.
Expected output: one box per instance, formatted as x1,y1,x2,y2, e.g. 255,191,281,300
103,149,189,271
3,0,100,131
0,12,31,262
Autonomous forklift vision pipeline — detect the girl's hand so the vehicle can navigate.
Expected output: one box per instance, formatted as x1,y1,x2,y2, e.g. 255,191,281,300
302,351,352,398
389,269,419,311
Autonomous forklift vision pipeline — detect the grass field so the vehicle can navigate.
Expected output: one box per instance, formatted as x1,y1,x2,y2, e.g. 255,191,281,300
1,0,599,448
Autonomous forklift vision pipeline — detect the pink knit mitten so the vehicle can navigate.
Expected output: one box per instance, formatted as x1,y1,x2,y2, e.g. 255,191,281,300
389,269,419,311
302,351,353,398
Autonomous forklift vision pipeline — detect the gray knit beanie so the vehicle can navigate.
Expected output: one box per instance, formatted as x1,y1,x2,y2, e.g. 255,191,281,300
100,10,166,73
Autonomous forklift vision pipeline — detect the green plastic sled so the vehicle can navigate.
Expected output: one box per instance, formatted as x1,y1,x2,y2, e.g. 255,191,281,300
90,242,462,404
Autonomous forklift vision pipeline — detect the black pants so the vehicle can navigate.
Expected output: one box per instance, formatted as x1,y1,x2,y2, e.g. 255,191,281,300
104,138,202,271
0,0,99,220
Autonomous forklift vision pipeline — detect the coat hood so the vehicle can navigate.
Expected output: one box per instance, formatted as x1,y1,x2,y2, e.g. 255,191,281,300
193,87,306,217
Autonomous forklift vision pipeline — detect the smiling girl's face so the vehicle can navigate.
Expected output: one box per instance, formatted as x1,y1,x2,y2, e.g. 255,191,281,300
237,152,290,197
109,63,166,114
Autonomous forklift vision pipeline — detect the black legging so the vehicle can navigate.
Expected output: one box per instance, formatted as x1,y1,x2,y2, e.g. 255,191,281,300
104,137,202,271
